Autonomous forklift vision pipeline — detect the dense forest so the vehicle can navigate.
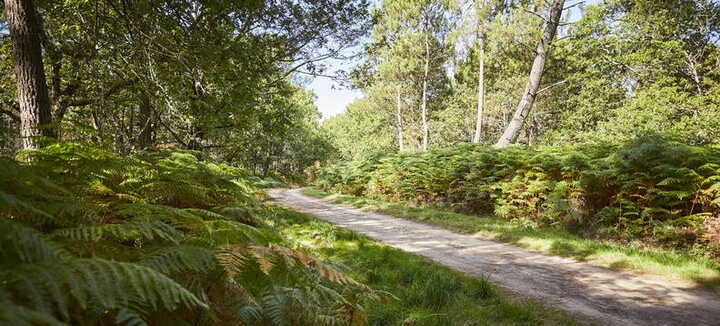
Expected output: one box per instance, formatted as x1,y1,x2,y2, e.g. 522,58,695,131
0,0,356,177
326,0,720,157
2,0,720,325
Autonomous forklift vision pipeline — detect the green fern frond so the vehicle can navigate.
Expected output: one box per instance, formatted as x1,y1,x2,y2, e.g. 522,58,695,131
52,220,182,244
116,203,207,234
115,309,148,326
207,220,267,245
0,220,62,265
2,258,206,321
141,245,217,275
0,191,53,219
0,300,66,326
233,305,262,325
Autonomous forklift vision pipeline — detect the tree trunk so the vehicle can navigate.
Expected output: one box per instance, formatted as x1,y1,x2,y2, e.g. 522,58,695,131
5,0,54,149
472,34,485,144
494,0,565,148
420,32,430,152
137,95,154,148
395,84,405,151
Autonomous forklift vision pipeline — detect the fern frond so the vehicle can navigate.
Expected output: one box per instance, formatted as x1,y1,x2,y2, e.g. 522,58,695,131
207,220,267,245
141,245,217,275
0,190,53,219
53,220,182,244
116,203,207,234
0,300,66,326
233,305,262,325
115,309,148,326
0,220,62,265
2,258,207,320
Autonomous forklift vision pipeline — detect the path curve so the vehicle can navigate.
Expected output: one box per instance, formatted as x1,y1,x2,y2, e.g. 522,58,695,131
268,188,720,326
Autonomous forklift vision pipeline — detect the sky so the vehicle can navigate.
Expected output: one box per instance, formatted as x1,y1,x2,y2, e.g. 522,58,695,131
309,77,363,121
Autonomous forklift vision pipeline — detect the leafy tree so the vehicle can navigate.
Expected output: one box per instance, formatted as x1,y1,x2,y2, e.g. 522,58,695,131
1,0,371,177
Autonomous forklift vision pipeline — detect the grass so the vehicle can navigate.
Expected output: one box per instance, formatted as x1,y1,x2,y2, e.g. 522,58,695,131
301,188,720,294
267,205,586,326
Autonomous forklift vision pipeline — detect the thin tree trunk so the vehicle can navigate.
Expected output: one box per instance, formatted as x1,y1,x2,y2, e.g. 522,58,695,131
420,32,430,152
472,34,485,143
5,0,54,149
395,84,405,151
495,0,565,148
137,94,154,149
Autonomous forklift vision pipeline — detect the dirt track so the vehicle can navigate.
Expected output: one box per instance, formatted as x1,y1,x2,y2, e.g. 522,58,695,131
268,188,719,326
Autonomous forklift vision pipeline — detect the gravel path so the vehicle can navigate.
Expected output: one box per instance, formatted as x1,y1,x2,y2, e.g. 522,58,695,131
268,188,719,326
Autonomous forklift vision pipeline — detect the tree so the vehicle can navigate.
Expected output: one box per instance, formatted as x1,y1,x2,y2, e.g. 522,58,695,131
355,0,451,152
471,0,494,143
322,97,396,161
494,0,565,148
4,0,53,149
0,0,370,176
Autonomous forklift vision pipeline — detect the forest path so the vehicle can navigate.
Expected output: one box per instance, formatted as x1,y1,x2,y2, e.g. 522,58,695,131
268,188,719,326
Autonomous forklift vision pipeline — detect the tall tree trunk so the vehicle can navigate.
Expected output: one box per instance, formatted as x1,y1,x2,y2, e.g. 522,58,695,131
494,0,565,148
472,34,485,143
420,32,430,152
137,95,154,149
5,0,54,149
395,84,405,151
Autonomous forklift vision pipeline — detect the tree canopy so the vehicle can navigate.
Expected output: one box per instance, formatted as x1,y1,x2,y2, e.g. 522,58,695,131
326,0,720,159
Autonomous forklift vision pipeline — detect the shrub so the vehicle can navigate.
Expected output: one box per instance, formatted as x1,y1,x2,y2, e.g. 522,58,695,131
1,142,379,325
318,136,720,256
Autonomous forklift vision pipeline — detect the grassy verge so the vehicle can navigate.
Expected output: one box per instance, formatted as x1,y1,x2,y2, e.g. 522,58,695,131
268,205,585,326
301,188,720,294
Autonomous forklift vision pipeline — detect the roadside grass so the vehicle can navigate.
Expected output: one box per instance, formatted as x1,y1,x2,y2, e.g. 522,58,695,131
301,188,720,294
268,205,586,326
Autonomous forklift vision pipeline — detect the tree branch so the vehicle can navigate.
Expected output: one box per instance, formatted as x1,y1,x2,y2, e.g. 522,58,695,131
536,80,567,95
157,116,189,148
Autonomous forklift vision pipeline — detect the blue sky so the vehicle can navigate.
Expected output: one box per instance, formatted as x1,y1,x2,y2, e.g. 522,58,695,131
309,77,363,120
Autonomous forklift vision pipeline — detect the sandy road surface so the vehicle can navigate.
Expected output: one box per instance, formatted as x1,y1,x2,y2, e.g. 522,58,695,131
268,188,719,326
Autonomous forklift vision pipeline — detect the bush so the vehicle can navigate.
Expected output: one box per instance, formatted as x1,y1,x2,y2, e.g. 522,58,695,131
318,136,720,256
0,142,379,325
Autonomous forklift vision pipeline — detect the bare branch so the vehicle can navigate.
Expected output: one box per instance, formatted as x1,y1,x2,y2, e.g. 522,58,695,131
536,80,567,95
525,9,548,22
563,1,585,11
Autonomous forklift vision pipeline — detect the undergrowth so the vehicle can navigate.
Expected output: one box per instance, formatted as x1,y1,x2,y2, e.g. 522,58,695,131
0,142,380,326
317,136,720,257
269,206,585,326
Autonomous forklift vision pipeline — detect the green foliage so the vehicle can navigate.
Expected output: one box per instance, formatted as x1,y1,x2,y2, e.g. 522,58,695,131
0,0,365,180
318,136,720,256
326,0,720,154
0,142,375,325
276,206,583,326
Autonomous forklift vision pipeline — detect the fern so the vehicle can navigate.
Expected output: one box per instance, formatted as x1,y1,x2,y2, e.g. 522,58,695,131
141,245,217,275
2,142,377,325
0,300,66,326
52,220,182,243
0,220,64,265
319,137,720,255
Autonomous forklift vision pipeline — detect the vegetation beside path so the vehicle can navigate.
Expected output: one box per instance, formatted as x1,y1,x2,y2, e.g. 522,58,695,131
302,188,720,294
270,205,585,326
